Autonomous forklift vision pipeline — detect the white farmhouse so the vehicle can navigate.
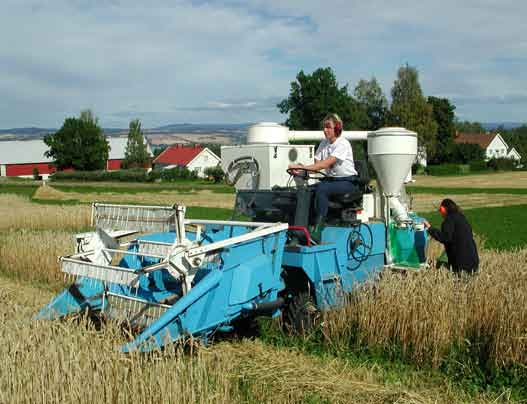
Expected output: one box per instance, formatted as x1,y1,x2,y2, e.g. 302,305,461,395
152,145,221,178
454,132,521,163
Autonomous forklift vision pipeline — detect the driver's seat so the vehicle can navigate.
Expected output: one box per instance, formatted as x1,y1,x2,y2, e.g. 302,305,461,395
327,160,371,213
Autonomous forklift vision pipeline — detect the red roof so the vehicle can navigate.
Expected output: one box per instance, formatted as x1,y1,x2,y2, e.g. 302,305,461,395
153,145,203,166
454,133,496,149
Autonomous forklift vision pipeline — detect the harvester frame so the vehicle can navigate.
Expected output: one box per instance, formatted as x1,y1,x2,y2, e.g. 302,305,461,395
38,124,429,352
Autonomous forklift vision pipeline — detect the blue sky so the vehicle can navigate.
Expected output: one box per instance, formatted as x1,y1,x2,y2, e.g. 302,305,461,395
1,0,526,128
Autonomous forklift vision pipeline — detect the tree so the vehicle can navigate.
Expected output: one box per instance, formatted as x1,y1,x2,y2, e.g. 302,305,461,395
388,65,438,157
277,67,369,130
80,109,98,125
204,166,225,183
353,77,388,130
454,120,485,134
122,119,150,169
44,110,109,170
427,96,456,164
153,145,168,158
450,143,485,163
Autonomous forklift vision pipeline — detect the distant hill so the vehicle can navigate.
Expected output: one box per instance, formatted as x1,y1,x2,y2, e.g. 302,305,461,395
151,123,250,132
482,122,526,131
0,123,252,143
0,127,55,136
3,122,526,142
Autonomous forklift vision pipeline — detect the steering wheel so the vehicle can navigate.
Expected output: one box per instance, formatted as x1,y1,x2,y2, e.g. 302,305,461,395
347,223,373,271
286,167,328,181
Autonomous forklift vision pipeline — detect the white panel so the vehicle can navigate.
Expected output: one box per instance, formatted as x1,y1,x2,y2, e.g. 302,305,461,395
221,144,314,190
0,165,5,176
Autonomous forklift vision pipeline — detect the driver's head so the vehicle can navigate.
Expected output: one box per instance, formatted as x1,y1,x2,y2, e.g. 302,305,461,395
322,113,343,137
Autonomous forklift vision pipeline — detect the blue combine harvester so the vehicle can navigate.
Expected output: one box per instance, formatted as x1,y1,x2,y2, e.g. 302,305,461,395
38,125,428,351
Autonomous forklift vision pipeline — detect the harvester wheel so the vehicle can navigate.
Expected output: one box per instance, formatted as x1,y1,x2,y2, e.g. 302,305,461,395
285,292,319,336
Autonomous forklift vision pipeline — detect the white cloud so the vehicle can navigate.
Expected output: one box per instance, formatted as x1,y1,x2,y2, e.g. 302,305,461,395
1,0,526,127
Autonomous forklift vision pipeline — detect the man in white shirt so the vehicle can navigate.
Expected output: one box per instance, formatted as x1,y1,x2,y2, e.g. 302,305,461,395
288,113,359,238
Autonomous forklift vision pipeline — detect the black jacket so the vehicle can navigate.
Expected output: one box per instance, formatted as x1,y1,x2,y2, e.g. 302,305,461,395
428,211,479,273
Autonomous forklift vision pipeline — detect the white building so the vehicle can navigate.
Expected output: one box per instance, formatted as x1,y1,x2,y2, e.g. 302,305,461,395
454,132,521,163
152,145,221,178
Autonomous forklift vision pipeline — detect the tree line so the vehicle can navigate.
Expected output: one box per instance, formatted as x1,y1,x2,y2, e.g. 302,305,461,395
44,109,151,171
44,65,525,173
278,65,525,166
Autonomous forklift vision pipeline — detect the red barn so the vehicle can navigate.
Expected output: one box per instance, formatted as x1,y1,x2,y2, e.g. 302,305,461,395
0,140,56,178
0,137,152,178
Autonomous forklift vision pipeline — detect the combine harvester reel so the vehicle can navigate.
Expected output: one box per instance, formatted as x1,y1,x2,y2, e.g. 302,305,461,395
38,202,289,352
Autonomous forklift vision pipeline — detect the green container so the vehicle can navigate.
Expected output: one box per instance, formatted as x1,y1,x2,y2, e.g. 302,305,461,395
389,221,422,268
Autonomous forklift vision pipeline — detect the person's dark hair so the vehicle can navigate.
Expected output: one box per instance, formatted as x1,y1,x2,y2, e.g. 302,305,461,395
440,198,462,215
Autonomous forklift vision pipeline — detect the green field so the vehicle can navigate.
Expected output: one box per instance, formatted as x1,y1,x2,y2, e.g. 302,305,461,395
420,204,527,251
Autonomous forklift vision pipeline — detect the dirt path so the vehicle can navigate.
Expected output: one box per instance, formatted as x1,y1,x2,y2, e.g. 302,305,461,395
412,171,527,188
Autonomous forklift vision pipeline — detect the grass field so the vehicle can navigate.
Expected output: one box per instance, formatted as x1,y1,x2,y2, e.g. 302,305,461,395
1,174,526,402
422,204,527,251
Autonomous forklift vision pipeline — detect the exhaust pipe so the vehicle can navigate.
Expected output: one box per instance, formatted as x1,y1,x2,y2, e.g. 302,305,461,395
242,297,285,314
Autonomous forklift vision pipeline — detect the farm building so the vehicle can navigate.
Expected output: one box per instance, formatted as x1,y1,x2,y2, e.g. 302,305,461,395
0,137,152,179
454,132,522,163
105,137,153,170
153,144,221,178
0,140,56,178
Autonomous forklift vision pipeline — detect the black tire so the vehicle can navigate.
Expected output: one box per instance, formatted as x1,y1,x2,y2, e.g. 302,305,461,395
285,291,319,336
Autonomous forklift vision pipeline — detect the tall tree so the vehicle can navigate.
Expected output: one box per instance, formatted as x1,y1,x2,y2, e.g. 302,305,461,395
427,96,456,164
122,119,150,169
80,109,98,125
277,67,369,130
499,124,527,161
388,65,438,156
44,110,109,170
353,77,388,130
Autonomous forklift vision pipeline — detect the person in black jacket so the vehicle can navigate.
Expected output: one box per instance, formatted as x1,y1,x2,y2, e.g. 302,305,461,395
423,198,479,274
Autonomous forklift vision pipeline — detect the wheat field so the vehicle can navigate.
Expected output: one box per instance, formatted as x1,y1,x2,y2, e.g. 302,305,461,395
0,276,506,404
320,240,527,369
0,191,525,403
33,184,236,209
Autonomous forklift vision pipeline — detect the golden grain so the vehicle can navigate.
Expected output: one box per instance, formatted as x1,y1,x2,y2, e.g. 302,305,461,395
413,172,527,189
0,230,73,286
34,184,236,209
0,191,524,402
321,241,527,368
0,194,90,232
0,276,495,404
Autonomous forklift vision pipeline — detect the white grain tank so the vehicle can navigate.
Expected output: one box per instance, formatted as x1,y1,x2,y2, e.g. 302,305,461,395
367,127,417,197
247,122,289,144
